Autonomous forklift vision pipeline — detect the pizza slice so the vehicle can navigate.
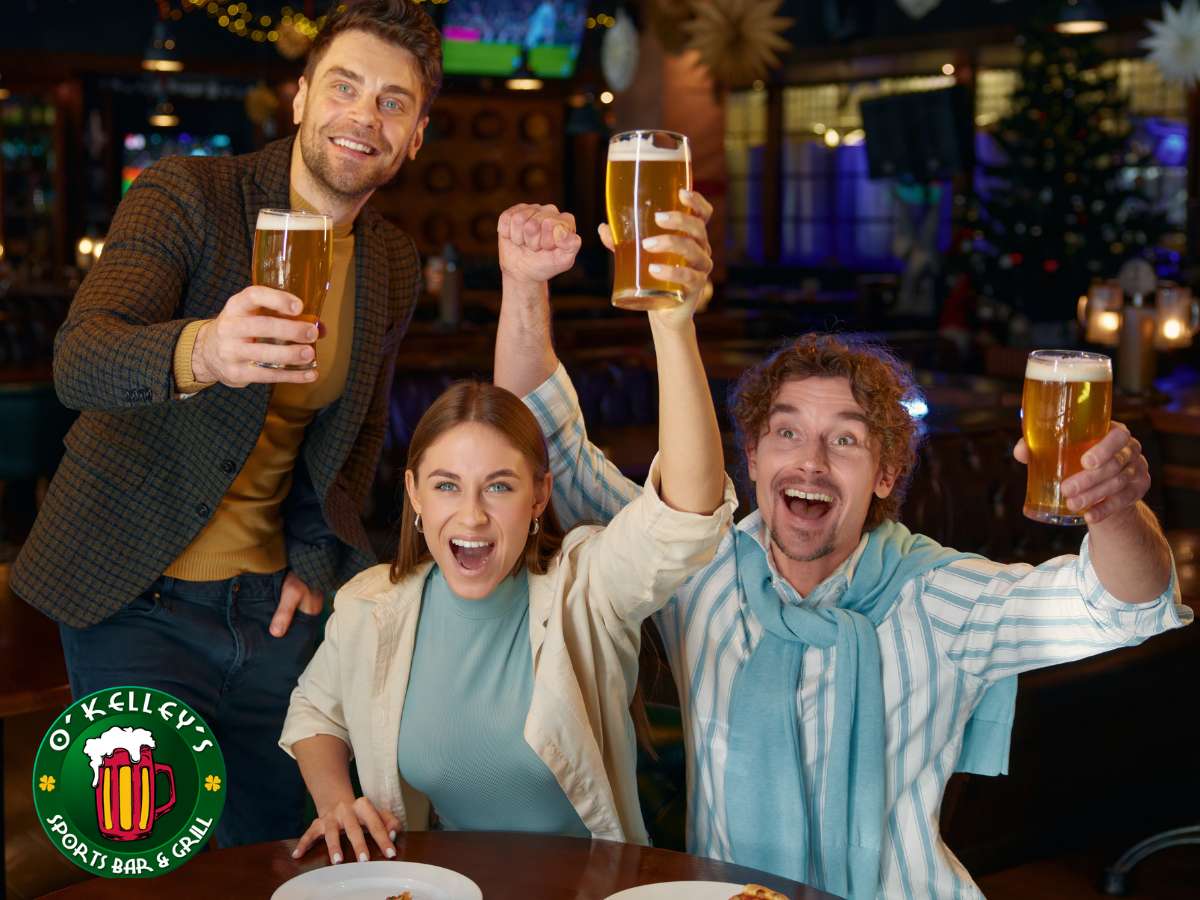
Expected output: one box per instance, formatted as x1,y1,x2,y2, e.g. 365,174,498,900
729,885,787,900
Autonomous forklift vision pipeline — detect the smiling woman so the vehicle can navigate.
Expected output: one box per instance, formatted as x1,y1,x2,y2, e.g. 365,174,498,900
394,382,565,598
279,190,732,866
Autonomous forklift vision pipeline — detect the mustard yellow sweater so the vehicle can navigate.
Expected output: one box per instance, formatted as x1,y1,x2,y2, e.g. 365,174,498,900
165,190,356,581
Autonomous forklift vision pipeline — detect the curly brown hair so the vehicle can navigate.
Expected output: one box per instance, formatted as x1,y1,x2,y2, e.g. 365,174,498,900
391,381,564,584
305,0,443,116
729,333,922,530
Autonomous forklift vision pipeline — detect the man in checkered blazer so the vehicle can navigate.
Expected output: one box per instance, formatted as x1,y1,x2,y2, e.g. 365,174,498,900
12,0,439,846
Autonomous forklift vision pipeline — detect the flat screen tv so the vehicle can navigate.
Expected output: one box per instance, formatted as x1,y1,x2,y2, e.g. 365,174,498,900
441,1,589,78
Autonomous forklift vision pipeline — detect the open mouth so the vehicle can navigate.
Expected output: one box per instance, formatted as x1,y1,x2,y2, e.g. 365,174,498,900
449,537,495,573
329,136,378,157
781,488,835,522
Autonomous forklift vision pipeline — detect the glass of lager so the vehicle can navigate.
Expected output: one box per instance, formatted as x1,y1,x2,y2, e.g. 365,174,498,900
1021,349,1113,525
605,130,693,310
252,208,332,370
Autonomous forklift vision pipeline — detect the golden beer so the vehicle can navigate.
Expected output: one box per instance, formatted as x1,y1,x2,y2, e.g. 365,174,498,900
252,208,332,370
1021,350,1113,525
605,130,692,310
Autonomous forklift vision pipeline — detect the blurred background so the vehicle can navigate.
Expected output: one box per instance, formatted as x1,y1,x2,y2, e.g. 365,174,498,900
0,1,1198,897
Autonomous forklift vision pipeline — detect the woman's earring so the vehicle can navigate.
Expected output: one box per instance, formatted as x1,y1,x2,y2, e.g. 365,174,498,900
414,514,423,534
529,518,540,536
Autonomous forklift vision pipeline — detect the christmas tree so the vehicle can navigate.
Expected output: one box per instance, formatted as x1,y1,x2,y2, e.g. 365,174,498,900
963,19,1171,323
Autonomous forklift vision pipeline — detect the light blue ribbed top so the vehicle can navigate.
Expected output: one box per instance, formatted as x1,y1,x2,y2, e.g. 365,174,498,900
396,566,588,836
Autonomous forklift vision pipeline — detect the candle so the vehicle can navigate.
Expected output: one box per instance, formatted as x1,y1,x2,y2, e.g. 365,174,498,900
1079,281,1123,346
1154,284,1197,349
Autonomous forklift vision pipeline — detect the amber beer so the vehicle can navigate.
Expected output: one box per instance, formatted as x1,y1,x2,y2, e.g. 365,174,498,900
252,209,332,370
1022,350,1113,525
606,130,692,310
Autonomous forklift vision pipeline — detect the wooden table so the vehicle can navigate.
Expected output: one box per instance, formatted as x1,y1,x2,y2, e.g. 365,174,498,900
43,832,836,899
1,566,72,900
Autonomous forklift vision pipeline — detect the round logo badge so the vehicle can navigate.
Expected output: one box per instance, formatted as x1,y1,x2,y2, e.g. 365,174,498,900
33,686,225,878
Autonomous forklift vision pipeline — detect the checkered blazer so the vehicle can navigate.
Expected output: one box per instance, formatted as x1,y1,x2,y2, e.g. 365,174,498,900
12,137,419,627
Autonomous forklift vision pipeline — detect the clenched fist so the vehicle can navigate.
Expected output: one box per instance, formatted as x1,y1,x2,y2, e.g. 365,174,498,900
498,203,582,287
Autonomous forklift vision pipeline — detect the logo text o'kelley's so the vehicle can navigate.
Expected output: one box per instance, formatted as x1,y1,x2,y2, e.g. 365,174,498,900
34,686,226,878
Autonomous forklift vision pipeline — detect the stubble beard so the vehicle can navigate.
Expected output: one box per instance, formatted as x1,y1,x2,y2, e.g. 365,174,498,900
299,121,401,200
764,511,836,564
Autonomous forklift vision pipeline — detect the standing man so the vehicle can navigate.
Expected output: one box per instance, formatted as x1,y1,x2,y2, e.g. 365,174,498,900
493,203,1191,898
13,0,440,847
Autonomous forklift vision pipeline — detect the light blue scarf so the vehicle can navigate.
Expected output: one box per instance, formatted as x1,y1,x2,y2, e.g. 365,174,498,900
724,521,1017,899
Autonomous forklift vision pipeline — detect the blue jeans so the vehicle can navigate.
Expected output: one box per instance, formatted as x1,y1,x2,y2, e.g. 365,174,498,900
57,570,323,847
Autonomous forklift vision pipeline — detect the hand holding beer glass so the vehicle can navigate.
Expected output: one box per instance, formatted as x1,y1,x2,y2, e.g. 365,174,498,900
1020,350,1113,525
251,209,333,370
605,130,700,311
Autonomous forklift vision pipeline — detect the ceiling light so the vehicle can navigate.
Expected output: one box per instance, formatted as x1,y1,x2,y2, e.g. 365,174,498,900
149,97,179,128
1054,0,1107,35
143,21,184,72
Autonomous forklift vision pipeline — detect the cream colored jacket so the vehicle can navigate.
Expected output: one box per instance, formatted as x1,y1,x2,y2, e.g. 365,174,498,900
280,457,736,844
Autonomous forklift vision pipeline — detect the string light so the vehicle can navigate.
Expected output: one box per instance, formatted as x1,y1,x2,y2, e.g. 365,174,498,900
182,1,613,45
182,0,328,43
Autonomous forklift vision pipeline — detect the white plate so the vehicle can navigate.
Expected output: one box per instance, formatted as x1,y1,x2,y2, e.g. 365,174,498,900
604,882,754,900
271,860,483,900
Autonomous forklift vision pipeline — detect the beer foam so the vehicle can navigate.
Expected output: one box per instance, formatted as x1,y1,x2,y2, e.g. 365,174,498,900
1025,356,1112,382
255,210,331,231
608,132,689,162
83,726,157,789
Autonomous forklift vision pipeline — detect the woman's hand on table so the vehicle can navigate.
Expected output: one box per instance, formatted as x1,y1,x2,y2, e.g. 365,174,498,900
292,795,401,864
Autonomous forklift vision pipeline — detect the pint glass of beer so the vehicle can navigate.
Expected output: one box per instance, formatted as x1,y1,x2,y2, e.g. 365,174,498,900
1021,350,1113,525
605,130,693,310
252,208,332,370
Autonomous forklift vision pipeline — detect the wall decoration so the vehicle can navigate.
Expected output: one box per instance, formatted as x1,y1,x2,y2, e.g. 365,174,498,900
602,8,640,91
1141,0,1200,87
682,0,794,87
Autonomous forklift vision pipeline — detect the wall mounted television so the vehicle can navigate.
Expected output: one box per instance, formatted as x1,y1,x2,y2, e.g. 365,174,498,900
440,1,589,79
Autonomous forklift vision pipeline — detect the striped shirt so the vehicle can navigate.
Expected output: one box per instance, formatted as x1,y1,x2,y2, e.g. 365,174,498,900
524,364,1191,899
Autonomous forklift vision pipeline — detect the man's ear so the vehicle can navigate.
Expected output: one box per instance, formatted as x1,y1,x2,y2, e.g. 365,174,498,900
407,115,428,160
293,76,308,126
404,468,421,515
874,465,898,499
746,440,759,484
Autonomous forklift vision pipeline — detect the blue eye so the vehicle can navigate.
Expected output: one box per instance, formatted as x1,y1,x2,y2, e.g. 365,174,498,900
486,482,512,493
335,83,352,94
381,97,402,112
434,481,458,492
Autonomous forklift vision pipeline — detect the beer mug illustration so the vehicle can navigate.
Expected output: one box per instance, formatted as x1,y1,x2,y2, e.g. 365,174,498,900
83,726,176,841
